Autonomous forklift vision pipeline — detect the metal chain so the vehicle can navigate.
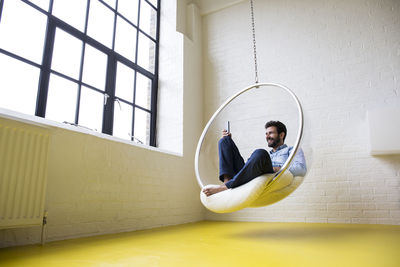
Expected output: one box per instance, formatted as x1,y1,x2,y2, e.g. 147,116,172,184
250,0,259,84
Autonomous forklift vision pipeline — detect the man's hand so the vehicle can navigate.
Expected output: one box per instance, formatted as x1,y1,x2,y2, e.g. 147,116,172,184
222,130,231,137
273,166,281,173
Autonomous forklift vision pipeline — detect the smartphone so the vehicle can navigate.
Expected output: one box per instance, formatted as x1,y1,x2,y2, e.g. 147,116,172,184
225,121,230,133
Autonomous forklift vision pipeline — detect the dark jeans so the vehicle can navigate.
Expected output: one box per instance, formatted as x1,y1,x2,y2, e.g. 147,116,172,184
218,136,274,189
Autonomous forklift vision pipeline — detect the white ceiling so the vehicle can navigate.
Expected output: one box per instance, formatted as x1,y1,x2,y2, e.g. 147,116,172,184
192,0,246,15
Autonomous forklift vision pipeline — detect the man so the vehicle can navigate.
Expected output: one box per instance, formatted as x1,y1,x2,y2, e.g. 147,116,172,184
202,120,306,196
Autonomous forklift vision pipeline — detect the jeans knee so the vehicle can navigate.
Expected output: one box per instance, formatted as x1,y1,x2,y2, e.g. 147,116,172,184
218,136,231,147
251,149,269,160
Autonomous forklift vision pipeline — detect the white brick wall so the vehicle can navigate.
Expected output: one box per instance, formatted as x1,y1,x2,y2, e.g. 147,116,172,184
0,119,204,248
202,0,400,224
0,0,205,248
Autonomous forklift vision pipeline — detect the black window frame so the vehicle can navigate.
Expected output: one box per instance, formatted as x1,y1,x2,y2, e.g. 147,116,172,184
0,0,161,146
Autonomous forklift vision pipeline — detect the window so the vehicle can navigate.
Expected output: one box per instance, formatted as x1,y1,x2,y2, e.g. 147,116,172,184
0,0,160,146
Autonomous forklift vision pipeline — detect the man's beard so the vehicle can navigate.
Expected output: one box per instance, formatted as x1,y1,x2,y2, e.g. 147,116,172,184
267,137,280,148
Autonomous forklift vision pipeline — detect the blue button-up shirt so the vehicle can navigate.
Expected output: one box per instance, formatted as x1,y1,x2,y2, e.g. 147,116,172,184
269,144,307,177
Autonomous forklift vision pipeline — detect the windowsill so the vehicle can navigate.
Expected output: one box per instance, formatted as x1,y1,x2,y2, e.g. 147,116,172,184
0,108,182,157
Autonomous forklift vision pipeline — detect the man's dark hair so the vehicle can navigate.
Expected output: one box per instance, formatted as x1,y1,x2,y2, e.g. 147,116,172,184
265,121,287,142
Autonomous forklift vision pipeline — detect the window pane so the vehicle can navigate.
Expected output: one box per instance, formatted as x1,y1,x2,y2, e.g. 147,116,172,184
51,28,83,79
115,16,137,62
82,44,107,91
115,62,135,102
46,74,78,123
79,87,104,132
147,0,158,8
139,1,157,39
52,0,88,32
102,0,116,9
134,108,150,145
87,0,115,48
137,33,155,73
27,0,50,11
135,73,151,110
0,54,39,115
0,0,47,64
113,101,133,141
118,0,138,24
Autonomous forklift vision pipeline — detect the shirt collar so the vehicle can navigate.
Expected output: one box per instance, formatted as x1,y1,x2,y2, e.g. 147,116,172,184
270,144,287,154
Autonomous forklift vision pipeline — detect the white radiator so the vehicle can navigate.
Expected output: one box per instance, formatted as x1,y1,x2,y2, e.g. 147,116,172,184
0,118,50,229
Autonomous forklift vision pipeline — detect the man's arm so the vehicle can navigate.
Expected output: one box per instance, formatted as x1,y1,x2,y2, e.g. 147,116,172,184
288,148,307,176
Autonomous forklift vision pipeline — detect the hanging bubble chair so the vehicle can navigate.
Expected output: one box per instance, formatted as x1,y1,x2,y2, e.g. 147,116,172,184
194,83,309,213
194,0,311,213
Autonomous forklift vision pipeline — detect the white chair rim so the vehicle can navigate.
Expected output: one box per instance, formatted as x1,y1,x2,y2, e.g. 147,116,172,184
194,82,304,188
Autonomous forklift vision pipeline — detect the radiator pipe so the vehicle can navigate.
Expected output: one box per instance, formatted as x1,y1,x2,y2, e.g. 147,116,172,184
41,211,48,246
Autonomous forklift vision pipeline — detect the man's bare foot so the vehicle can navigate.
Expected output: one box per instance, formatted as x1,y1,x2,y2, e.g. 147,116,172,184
202,184,228,197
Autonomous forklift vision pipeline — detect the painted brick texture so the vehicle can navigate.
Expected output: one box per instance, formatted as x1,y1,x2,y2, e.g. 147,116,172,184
0,0,205,248
202,0,400,224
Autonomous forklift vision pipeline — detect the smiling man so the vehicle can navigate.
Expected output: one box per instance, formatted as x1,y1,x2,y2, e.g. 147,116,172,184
265,121,307,177
202,120,307,197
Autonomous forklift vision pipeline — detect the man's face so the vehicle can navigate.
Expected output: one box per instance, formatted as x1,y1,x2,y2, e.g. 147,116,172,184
265,126,283,148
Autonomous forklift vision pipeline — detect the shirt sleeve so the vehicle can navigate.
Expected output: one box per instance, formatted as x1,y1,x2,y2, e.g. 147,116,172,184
288,147,307,177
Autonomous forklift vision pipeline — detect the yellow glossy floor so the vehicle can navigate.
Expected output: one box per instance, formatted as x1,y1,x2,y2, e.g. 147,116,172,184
1,221,399,267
